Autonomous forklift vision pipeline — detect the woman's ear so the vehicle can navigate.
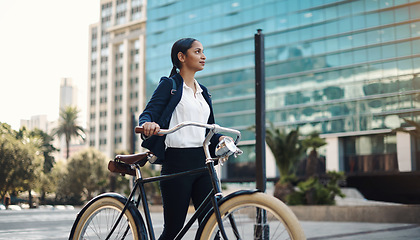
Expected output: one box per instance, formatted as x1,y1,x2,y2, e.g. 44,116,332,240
177,52,185,63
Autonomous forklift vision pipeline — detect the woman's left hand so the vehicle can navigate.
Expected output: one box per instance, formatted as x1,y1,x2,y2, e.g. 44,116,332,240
219,136,233,142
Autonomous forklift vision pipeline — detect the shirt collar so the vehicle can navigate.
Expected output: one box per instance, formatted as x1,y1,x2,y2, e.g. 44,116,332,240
183,79,203,93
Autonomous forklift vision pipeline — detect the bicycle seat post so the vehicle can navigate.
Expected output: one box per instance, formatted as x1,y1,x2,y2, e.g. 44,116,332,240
134,164,142,181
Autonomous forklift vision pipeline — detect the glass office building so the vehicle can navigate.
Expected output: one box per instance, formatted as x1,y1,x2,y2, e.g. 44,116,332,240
145,0,420,179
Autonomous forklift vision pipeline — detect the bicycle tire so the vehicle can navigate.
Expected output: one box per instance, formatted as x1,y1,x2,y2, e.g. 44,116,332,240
199,192,306,240
70,193,146,240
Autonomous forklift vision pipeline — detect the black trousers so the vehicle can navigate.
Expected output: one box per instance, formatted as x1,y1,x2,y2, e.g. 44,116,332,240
158,147,212,240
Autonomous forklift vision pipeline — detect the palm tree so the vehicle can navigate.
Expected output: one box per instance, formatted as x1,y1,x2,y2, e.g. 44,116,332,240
265,123,306,182
53,106,85,159
302,131,327,177
264,123,307,202
249,122,307,201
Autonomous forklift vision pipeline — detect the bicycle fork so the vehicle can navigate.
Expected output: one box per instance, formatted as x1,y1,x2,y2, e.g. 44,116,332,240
105,165,150,240
206,160,233,240
105,180,140,240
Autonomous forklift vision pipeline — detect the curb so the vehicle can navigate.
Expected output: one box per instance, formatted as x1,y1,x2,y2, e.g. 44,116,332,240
289,205,420,224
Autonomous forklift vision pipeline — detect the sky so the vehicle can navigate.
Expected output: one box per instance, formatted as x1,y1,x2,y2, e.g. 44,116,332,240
0,0,99,130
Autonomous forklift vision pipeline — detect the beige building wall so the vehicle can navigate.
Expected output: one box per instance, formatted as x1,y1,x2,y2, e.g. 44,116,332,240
87,0,147,158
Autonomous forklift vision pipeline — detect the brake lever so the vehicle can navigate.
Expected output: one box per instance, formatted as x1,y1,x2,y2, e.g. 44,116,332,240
234,147,243,158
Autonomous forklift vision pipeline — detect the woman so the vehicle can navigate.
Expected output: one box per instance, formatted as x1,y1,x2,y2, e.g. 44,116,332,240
139,38,227,239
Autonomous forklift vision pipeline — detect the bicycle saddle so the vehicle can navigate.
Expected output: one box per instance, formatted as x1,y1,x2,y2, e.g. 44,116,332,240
115,152,150,165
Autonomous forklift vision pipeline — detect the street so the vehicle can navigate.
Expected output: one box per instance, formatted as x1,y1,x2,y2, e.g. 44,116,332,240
0,207,78,240
0,207,419,239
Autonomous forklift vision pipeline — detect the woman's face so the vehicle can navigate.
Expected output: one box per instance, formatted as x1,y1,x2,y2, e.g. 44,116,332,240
179,41,206,72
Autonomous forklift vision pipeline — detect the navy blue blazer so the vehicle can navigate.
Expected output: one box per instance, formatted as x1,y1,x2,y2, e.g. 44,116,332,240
138,73,221,163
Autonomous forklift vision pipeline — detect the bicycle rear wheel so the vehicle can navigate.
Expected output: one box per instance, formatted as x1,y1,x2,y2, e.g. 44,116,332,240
200,192,306,240
70,194,146,240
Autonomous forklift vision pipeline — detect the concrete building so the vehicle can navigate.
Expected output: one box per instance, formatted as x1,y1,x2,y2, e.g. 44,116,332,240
20,115,52,133
87,0,147,158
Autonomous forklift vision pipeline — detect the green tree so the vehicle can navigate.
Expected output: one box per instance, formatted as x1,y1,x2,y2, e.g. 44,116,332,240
29,129,57,173
48,161,67,204
15,127,44,207
0,124,43,207
27,129,59,203
0,123,25,198
302,131,327,177
287,171,345,205
53,106,85,159
56,148,108,204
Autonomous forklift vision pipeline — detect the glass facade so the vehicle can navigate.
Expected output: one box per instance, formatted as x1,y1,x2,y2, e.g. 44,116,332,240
146,0,420,177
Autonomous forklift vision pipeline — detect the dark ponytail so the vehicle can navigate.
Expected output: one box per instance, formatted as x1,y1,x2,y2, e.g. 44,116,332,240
169,38,197,77
169,66,178,78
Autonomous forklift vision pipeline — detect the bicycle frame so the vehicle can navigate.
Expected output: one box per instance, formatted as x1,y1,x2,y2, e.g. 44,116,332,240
107,122,242,240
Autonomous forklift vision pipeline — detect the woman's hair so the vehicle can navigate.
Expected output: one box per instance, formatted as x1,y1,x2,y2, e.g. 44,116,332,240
169,38,197,77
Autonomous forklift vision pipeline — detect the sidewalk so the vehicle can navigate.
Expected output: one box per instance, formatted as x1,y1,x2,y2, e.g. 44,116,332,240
290,188,420,224
145,210,420,239
291,188,420,238
221,184,420,223
301,221,420,239
146,186,420,239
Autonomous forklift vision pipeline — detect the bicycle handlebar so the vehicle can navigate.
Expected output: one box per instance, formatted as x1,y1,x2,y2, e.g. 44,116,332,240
135,121,241,145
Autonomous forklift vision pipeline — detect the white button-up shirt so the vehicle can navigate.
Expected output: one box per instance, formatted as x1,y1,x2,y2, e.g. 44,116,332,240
165,80,211,148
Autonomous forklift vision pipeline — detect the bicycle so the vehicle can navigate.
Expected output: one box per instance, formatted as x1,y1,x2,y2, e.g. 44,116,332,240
69,121,306,240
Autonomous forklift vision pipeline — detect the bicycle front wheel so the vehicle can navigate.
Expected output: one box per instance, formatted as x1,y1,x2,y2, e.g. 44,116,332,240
70,194,146,240
200,192,306,240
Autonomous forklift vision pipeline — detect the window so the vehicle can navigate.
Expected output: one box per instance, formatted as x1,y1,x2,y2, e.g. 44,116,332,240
352,15,365,31
397,41,411,57
343,133,398,173
380,10,394,25
382,44,396,59
396,24,410,40
365,13,380,28
365,0,379,11
367,46,382,62
412,39,420,54
353,48,367,63
409,3,420,19
338,17,352,33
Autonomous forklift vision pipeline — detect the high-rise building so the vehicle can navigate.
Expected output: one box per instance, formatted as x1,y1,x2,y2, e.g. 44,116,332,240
145,0,420,179
60,78,78,111
88,0,147,157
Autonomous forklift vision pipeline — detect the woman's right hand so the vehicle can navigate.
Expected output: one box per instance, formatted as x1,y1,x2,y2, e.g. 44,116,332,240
141,122,161,136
